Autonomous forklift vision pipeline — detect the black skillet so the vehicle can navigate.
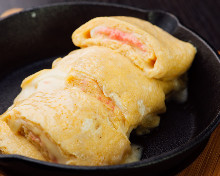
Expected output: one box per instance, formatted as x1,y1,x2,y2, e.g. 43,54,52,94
0,2,219,176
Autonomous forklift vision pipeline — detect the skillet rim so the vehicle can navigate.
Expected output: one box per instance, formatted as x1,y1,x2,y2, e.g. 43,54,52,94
0,1,219,171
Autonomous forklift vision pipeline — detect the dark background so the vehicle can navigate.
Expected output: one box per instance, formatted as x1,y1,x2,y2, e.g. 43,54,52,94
0,0,219,51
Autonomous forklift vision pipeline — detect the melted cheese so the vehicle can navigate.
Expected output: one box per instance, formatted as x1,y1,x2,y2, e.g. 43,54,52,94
15,69,67,103
124,144,142,163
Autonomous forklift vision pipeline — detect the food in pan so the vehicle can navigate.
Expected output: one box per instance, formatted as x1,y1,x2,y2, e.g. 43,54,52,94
1,47,171,165
0,16,196,166
72,16,196,80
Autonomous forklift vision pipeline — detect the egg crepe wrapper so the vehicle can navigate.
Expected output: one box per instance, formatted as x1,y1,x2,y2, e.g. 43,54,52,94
72,17,196,80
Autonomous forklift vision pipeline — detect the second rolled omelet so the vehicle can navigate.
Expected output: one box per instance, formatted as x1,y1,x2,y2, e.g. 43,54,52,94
72,17,196,80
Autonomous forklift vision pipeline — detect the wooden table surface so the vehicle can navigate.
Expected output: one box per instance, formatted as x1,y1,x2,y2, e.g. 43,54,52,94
0,0,219,176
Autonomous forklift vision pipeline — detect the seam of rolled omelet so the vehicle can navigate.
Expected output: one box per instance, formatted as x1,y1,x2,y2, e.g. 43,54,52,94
61,59,125,114
65,69,129,135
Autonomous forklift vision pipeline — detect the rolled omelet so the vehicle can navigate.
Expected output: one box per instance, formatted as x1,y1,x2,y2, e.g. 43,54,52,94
1,88,131,166
18,47,168,135
0,120,45,161
1,47,172,165
72,17,196,80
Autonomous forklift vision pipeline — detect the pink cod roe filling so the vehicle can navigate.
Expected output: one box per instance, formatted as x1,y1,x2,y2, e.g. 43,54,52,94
92,26,157,69
94,26,146,52
28,131,57,163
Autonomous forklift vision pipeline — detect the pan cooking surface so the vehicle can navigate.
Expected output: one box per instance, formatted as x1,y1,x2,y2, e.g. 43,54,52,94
0,2,219,176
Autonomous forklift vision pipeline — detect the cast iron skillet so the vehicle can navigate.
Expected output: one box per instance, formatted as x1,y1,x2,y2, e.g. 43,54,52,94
0,2,219,176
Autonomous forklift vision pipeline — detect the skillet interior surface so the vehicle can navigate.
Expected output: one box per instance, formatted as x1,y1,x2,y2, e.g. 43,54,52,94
0,2,219,176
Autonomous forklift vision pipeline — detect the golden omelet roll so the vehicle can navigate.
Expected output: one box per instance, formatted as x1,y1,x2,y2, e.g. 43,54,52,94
1,46,180,165
1,88,131,166
72,17,196,80
0,120,45,161
10,47,169,136
54,46,167,135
